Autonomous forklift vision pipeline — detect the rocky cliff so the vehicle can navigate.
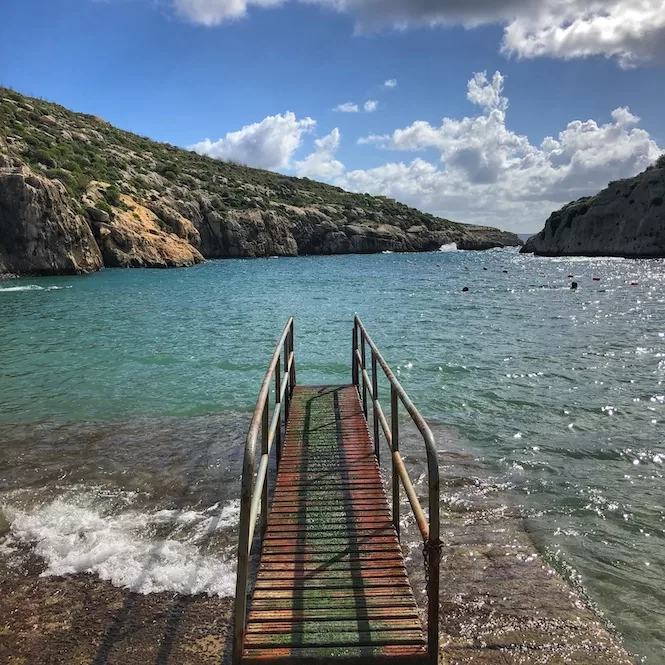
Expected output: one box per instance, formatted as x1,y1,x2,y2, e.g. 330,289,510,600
522,164,665,258
0,87,521,276
0,164,103,276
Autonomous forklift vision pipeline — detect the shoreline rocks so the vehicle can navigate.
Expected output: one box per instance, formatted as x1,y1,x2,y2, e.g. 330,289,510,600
522,165,665,258
0,169,521,277
0,86,522,276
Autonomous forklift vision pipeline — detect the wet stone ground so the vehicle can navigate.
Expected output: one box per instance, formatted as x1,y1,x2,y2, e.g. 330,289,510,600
0,557,233,665
400,449,636,665
0,444,637,665
0,520,635,665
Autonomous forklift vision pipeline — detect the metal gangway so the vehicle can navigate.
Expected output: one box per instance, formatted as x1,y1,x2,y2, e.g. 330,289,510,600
233,317,440,665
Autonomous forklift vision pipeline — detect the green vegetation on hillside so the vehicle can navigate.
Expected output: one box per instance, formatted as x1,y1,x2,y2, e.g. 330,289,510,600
0,86,464,234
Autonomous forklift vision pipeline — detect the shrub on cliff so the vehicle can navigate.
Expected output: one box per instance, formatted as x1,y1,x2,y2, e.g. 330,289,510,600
104,185,122,206
656,154,665,169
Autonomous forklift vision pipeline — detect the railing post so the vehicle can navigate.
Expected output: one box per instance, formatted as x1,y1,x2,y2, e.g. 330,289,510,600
260,401,269,535
233,479,251,665
391,384,400,540
352,320,359,388
232,521,250,664
275,353,282,465
284,338,290,424
372,351,379,462
289,321,296,389
361,334,368,419
428,460,441,665
427,541,441,664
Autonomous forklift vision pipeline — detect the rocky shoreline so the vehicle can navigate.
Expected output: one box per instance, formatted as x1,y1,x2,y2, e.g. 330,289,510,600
0,164,521,277
521,163,665,258
0,88,521,277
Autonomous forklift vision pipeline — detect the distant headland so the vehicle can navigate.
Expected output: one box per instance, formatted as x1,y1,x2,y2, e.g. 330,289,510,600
0,88,521,277
522,156,665,258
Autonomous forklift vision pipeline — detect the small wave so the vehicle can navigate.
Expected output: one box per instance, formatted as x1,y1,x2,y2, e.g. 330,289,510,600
0,285,70,293
0,285,46,292
439,243,458,252
2,496,240,596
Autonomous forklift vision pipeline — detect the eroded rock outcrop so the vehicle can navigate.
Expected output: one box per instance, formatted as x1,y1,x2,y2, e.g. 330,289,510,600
196,208,298,258
0,166,103,276
83,183,204,269
522,166,665,257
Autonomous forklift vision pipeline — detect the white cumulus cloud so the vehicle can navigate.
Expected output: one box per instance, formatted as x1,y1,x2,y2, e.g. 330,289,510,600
189,112,315,169
173,0,665,67
187,70,661,233
344,71,661,232
173,0,284,25
295,128,345,178
383,79,398,89
357,134,389,146
500,1,665,68
334,102,360,113
364,100,378,112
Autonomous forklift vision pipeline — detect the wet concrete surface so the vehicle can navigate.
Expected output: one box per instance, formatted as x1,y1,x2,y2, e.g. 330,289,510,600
0,566,233,665
400,449,637,665
0,431,637,665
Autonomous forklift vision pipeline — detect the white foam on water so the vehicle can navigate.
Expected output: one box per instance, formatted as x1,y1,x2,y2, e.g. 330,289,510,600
2,497,240,596
0,284,46,292
439,242,458,252
0,285,71,293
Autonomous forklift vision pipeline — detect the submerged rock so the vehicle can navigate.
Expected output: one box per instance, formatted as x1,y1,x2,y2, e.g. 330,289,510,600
0,166,103,276
522,165,665,257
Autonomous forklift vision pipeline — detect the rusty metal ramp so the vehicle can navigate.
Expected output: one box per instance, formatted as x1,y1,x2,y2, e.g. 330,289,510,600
242,385,428,665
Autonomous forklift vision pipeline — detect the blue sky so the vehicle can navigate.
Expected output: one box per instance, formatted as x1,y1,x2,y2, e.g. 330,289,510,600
2,0,664,232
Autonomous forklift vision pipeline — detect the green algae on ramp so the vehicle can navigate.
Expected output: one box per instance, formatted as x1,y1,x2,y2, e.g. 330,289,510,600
242,385,429,665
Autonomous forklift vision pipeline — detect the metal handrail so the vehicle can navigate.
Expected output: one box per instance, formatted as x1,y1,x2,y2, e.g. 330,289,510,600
232,318,296,665
352,315,441,664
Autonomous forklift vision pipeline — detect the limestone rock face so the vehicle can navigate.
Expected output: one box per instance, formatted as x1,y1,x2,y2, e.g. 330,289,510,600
196,209,298,258
92,201,204,269
0,167,103,276
291,219,520,255
522,167,665,257
80,182,204,269
456,226,524,251
145,199,202,248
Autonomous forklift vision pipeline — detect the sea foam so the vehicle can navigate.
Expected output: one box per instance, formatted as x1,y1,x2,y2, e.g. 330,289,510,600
2,496,239,596
0,285,70,293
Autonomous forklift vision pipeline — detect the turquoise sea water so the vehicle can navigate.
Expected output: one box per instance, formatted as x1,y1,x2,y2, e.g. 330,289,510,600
1,249,664,662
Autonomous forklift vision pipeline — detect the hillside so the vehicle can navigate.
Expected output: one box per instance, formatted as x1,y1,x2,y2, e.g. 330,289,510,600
0,87,521,276
521,162,665,258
